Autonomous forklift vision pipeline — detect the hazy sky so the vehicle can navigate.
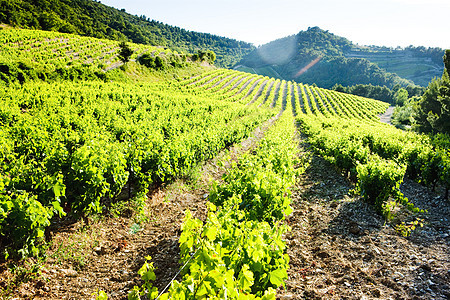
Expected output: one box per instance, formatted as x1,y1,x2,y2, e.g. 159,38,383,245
100,0,449,49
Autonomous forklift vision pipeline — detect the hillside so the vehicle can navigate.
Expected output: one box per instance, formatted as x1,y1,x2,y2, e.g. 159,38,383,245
346,45,444,87
1,27,449,300
0,27,221,85
236,27,444,88
2,0,444,87
0,0,254,67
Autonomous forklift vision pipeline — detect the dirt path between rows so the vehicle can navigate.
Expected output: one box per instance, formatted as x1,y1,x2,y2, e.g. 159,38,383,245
278,137,450,299
379,106,395,124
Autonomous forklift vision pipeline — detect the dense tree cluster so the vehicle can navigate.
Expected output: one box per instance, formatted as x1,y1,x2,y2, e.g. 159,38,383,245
414,50,450,134
192,50,216,64
0,0,253,67
138,52,187,70
333,83,424,104
405,45,446,65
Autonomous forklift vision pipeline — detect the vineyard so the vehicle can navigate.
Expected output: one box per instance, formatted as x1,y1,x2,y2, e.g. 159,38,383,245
0,28,177,71
0,28,449,299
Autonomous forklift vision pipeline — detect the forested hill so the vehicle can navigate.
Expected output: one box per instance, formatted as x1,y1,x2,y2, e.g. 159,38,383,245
236,27,444,89
0,0,254,67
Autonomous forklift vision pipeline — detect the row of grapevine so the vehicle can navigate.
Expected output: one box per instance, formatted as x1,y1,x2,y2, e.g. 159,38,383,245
272,80,286,111
291,83,300,116
297,114,450,217
259,79,280,109
229,76,261,103
130,98,306,299
254,78,275,107
180,68,220,85
187,69,232,87
246,77,271,105
297,84,310,114
179,69,388,122
208,73,247,93
0,79,275,257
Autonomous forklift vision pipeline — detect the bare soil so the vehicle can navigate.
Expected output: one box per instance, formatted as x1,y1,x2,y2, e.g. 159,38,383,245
379,106,395,124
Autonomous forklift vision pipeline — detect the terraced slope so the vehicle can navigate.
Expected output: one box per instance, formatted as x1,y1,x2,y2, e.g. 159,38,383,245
345,47,444,87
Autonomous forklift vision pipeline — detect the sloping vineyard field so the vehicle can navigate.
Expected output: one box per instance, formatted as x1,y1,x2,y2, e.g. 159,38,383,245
0,77,281,258
0,28,173,71
134,70,449,299
1,28,449,299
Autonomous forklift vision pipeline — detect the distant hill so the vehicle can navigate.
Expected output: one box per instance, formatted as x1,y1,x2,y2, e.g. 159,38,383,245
236,27,445,88
345,45,444,87
0,0,254,67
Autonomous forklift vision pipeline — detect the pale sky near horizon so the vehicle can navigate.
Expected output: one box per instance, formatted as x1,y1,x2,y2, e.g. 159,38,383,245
99,0,449,49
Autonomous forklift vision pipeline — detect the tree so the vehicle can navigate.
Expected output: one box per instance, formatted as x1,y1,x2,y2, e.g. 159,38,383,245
203,50,216,64
118,41,133,64
413,50,450,134
192,50,216,65
154,56,167,70
332,84,345,93
137,53,156,69
394,88,408,106
434,51,450,133
391,96,420,127
445,49,450,74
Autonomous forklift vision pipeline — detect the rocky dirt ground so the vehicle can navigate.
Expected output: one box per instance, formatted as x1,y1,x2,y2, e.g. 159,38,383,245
379,106,394,124
279,149,450,300
1,124,449,300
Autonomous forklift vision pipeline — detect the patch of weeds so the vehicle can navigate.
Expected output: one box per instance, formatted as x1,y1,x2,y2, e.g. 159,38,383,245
109,199,133,218
164,190,173,204
1,255,46,296
395,218,425,237
132,190,154,224
49,229,98,270
129,223,142,235
183,165,202,190
93,290,108,300
109,189,151,224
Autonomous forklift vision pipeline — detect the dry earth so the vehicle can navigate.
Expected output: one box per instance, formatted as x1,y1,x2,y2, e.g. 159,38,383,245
379,106,395,125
